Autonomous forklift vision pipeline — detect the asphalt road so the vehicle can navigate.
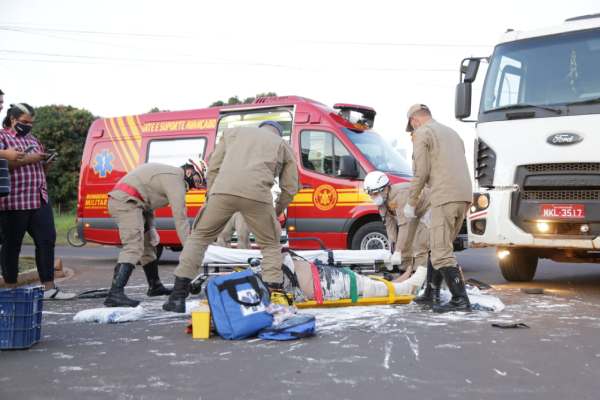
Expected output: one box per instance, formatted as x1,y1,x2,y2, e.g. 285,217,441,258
2,245,600,400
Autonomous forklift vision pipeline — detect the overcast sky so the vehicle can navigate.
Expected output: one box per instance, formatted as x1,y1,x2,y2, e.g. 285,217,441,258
1,0,598,158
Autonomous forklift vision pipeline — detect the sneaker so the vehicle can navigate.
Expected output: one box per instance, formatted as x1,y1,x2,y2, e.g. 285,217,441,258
44,287,77,300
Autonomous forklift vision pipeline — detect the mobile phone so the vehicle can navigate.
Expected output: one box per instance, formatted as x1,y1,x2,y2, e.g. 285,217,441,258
45,152,58,163
24,145,36,153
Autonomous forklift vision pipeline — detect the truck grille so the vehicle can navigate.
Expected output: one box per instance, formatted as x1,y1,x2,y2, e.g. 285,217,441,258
512,163,600,236
525,163,600,173
521,190,600,201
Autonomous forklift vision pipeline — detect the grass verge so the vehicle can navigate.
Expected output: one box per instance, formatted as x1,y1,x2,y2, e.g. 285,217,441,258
19,256,37,273
23,211,75,247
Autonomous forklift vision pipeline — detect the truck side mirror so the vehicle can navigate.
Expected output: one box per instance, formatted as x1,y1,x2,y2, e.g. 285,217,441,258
462,59,480,83
455,82,472,119
337,156,359,178
455,57,484,120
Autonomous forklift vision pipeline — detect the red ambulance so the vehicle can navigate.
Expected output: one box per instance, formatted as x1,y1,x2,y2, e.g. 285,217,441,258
76,96,414,254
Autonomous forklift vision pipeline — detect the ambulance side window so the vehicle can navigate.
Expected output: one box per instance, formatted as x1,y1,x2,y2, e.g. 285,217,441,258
300,130,355,177
217,109,293,143
147,137,207,166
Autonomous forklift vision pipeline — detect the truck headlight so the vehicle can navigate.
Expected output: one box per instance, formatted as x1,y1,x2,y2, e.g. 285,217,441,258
536,221,550,233
476,194,489,209
472,193,490,212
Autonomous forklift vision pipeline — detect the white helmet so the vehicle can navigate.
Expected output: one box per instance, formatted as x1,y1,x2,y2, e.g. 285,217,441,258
363,171,390,194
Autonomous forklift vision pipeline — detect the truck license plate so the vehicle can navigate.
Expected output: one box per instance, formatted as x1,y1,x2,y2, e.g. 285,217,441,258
540,204,585,219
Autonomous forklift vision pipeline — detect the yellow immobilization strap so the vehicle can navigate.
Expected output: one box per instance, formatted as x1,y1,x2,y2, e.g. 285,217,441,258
368,276,396,304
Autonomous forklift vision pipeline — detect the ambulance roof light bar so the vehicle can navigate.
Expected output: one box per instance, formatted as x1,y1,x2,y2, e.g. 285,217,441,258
333,103,377,131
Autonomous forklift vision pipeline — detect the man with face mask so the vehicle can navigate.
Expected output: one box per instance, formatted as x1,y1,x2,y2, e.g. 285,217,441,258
404,104,472,313
104,161,203,307
363,171,431,278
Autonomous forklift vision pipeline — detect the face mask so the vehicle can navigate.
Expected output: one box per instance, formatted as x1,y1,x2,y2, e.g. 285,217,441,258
372,195,385,206
14,122,32,136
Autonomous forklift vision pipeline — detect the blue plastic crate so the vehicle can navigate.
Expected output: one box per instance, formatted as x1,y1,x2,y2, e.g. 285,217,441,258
0,286,44,350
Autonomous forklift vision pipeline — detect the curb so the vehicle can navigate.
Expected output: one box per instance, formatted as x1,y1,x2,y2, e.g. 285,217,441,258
0,265,75,288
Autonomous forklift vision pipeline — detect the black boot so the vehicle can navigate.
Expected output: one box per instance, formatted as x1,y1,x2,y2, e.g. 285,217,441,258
433,266,471,313
414,260,440,306
142,260,172,296
431,268,443,306
104,263,140,307
162,276,191,313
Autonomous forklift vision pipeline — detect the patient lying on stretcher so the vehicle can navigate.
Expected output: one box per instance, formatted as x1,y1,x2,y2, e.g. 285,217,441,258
282,255,427,303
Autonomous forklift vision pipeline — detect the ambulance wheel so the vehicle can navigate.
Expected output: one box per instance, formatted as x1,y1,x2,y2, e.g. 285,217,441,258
498,249,538,282
66,226,86,247
156,245,164,262
351,221,390,250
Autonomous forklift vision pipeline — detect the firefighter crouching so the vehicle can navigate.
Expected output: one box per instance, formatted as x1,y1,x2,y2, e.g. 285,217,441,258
104,161,204,307
216,212,251,249
163,121,300,313
362,172,440,301
404,104,472,313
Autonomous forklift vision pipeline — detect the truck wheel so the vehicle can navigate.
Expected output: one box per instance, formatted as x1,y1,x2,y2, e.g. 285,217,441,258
498,249,538,282
351,221,390,250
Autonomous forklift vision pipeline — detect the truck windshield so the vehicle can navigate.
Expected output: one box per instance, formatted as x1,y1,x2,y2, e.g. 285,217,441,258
481,28,600,118
342,128,412,176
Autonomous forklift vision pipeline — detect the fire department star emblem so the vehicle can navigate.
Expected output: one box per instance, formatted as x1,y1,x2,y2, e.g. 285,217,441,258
313,184,338,211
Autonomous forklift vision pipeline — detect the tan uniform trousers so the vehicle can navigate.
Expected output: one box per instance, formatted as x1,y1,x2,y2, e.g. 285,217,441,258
215,212,251,249
412,222,430,268
108,198,156,266
430,201,469,270
175,194,282,283
397,221,429,270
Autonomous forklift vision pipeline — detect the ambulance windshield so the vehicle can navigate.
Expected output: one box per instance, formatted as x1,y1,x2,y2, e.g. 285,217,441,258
343,128,412,177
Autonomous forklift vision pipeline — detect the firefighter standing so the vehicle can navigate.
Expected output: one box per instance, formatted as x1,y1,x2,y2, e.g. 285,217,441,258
163,121,299,313
404,104,472,313
104,162,204,307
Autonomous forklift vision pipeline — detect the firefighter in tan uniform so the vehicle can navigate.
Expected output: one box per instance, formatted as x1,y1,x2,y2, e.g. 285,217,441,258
216,212,251,249
363,171,432,277
404,104,473,313
104,162,204,307
163,121,300,313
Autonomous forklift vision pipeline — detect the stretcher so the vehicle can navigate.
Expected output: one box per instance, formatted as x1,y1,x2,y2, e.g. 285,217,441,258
190,244,421,309
190,244,392,293
200,245,392,271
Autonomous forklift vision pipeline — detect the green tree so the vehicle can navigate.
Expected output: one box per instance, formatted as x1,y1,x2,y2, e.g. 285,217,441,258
210,100,225,107
227,96,242,105
210,92,277,107
148,107,170,113
33,105,95,212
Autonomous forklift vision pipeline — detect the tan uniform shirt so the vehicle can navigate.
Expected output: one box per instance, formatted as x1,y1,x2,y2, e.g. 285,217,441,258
408,119,472,207
380,183,431,253
108,163,189,244
206,127,300,214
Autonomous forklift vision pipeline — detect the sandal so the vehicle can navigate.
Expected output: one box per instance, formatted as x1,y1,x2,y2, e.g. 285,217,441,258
44,287,77,300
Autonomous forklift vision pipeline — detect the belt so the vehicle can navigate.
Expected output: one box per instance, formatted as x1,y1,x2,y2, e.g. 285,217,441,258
113,183,145,202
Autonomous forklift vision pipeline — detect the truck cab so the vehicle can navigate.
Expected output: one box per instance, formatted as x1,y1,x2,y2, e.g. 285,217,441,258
455,14,600,281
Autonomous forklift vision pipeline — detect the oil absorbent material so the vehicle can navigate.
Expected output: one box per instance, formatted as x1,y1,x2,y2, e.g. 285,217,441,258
73,306,146,324
434,286,505,312
73,300,198,324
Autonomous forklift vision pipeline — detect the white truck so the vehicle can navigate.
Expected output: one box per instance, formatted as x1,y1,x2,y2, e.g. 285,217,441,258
455,14,600,281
